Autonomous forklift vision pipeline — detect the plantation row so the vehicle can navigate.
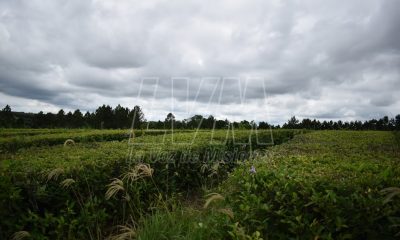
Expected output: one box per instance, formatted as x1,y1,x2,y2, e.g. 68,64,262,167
0,129,300,239
209,131,400,239
1,130,299,172
126,131,400,240
0,128,92,137
0,129,177,153
0,128,285,153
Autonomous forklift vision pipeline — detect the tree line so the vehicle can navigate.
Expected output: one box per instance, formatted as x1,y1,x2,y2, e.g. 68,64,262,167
280,116,400,131
0,104,144,129
0,104,399,130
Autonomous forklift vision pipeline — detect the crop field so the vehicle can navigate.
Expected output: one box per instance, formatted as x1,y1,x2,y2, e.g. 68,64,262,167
0,129,399,239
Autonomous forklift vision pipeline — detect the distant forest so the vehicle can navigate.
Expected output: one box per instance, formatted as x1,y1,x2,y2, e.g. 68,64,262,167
0,104,399,131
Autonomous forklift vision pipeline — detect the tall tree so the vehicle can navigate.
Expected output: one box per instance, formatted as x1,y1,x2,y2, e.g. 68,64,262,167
129,106,145,129
258,121,270,129
0,105,14,127
283,116,300,129
84,111,93,127
65,111,73,128
395,114,400,130
114,104,130,128
186,115,204,129
33,111,46,128
95,105,113,128
72,109,84,128
56,109,65,127
204,115,216,129
165,113,176,129
215,119,229,129
239,120,252,129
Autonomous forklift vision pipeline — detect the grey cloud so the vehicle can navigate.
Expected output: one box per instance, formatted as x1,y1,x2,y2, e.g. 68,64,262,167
370,95,395,107
0,0,400,123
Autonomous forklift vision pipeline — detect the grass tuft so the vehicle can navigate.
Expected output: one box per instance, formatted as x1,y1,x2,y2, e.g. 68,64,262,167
381,187,400,204
105,178,125,200
63,139,75,147
217,208,234,219
11,231,30,240
60,178,76,189
108,224,136,240
122,163,154,184
203,193,224,209
47,168,64,181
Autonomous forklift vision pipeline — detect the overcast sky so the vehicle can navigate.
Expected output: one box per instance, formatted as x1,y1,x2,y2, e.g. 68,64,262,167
0,0,399,124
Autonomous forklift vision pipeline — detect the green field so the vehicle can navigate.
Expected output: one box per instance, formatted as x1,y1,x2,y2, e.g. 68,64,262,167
0,129,399,239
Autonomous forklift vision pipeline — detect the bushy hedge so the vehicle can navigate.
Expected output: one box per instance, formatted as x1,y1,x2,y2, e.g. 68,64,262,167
219,131,400,239
0,129,298,239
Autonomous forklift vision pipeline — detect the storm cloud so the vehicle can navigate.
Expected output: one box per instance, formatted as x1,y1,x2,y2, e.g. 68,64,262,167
0,0,399,123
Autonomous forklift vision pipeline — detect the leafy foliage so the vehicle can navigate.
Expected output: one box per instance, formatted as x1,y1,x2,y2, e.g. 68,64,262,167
1,129,399,239
0,129,297,239
219,131,400,239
